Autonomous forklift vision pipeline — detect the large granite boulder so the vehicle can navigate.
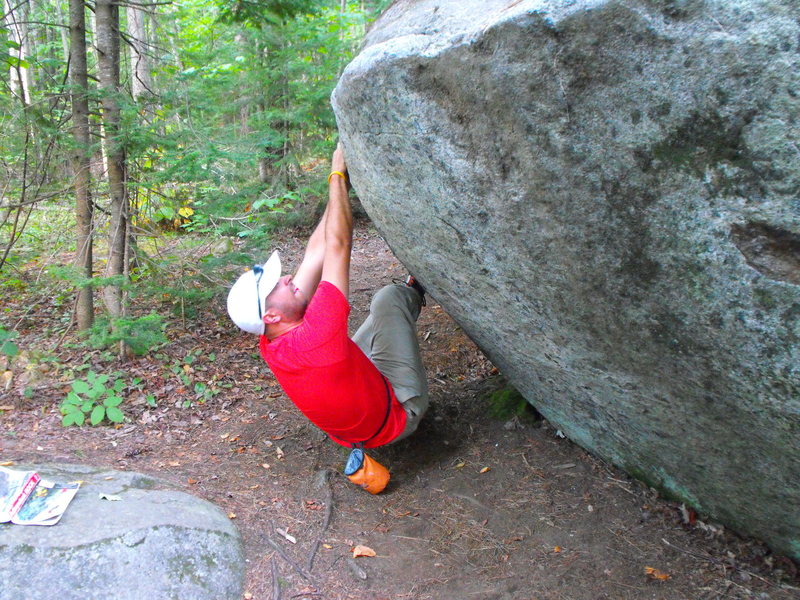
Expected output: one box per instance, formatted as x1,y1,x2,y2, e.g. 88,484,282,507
0,464,244,599
332,0,800,558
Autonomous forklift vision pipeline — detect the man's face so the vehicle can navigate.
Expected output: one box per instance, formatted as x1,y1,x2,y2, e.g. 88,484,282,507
265,275,309,322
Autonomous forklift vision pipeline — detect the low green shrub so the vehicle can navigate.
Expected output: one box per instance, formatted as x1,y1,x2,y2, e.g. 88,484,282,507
60,371,126,426
85,313,167,356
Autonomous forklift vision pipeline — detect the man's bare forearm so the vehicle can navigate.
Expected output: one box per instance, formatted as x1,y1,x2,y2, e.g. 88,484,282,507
292,202,330,295
325,175,352,250
321,145,353,297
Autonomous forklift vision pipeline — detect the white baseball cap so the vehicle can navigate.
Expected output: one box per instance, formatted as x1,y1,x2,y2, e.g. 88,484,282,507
226,251,282,335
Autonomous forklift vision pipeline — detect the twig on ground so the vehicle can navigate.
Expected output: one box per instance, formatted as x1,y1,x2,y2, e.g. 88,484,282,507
661,538,780,588
306,469,334,572
271,556,281,600
266,522,319,588
605,476,636,495
608,527,647,555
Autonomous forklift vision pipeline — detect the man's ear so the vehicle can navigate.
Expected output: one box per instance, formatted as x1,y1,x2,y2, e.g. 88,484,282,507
263,309,281,325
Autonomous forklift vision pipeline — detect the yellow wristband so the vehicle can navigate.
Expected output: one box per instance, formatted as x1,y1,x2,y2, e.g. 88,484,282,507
328,171,347,184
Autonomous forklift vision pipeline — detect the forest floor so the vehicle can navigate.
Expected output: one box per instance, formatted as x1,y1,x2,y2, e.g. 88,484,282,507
1,221,799,600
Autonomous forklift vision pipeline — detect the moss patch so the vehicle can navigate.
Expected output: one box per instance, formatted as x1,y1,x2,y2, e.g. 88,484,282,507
486,385,543,424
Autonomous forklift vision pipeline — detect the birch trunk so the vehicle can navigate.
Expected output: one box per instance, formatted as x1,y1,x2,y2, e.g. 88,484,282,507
126,3,152,101
3,0,32,107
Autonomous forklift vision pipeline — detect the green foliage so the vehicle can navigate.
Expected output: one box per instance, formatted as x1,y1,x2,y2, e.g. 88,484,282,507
487,385,541,423
60,371,126,427
217,0,319,26
85,314,168,356
2,0,387,336
0,327,19,359
165,349,221,408
133,248,252,319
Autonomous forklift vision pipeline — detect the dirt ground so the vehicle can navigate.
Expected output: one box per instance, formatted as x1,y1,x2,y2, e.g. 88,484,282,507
1,222,799,600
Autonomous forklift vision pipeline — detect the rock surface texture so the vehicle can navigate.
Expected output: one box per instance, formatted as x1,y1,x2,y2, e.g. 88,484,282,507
0,464,244,599
332,0,800,558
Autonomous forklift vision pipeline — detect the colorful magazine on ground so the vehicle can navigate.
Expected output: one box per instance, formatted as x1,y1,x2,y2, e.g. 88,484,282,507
0,466,80,526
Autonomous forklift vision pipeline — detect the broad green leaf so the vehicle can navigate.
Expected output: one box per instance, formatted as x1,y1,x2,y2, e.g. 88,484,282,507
90,405,106,426
81,401,93,413
7,56,29,69
66,391,82,405
63,411,84,426
60,403,81,415
113,379,125,393
0,341,18,357
106,406,125,423
104,396,123,408
72,380,90,394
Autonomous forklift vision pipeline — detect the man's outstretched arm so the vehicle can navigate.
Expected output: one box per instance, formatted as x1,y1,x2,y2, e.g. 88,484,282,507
321,144,353,298
291,201,329,298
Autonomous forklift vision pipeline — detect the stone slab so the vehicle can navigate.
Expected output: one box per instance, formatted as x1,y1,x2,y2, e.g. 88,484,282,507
0,464,244,600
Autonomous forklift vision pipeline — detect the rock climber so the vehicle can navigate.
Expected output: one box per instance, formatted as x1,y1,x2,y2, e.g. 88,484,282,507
226,144,429,489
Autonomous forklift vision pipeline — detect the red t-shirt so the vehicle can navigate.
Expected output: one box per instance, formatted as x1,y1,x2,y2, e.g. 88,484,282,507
259,281,407,448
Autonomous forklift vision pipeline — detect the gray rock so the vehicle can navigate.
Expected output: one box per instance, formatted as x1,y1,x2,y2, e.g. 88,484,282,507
0,464,244,599
332,0,800,558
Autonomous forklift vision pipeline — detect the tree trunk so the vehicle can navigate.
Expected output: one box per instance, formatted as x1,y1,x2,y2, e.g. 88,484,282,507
126,3,152,101
95,0,127,320
3,0,32,107
59,3,71,80
90,8,108,178
69,0,94,330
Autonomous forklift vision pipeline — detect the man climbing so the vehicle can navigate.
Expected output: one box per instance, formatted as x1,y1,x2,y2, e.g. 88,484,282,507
227,144,429,487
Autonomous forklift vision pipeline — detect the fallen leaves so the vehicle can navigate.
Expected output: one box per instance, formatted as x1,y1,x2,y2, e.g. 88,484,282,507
645,566,670,581
352,544,376,558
